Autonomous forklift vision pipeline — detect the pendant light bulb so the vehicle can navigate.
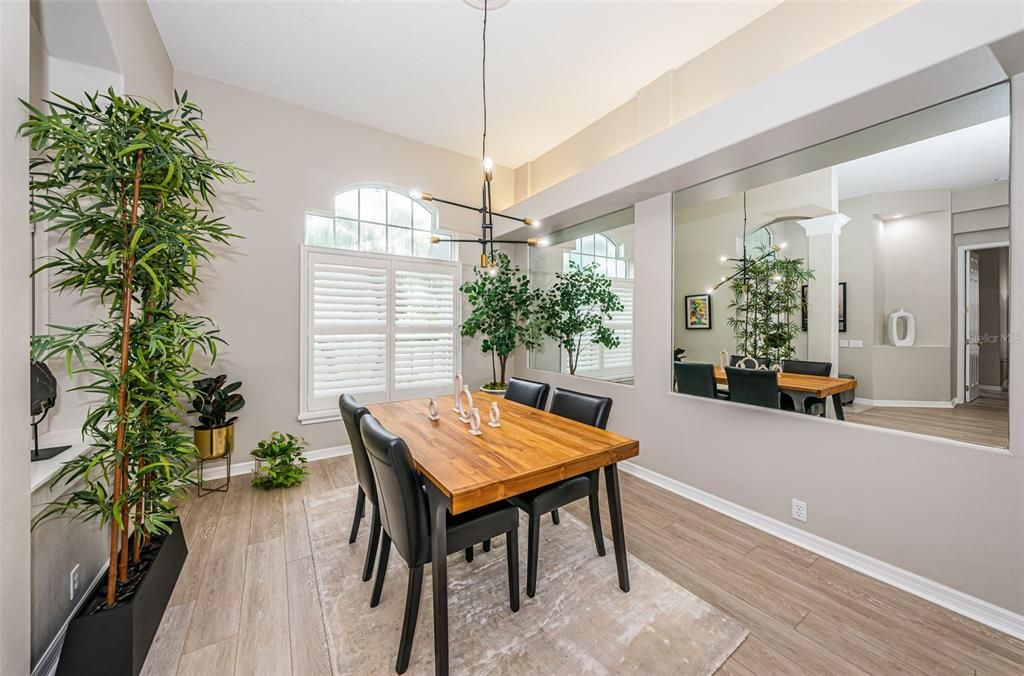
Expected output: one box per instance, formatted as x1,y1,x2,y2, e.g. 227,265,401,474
410,189,423,200
488,265,498,277
482,157,494,171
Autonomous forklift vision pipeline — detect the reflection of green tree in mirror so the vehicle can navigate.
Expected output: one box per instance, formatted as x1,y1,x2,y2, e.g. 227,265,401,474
21,89,250,608
460,252,541,388
536,260,624,376
727,245,813,364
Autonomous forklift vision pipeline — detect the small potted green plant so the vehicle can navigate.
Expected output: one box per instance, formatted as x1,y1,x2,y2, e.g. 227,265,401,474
190,375,245,459
251,432,309,489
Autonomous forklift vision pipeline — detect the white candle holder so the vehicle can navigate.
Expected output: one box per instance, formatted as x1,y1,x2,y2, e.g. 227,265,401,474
452,373,464,413
458,386,474,423
487,401,501,428
427,397,440,421
468,407,483,436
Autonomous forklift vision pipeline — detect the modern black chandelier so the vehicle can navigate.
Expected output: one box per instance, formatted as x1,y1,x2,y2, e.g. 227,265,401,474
412,0,542,274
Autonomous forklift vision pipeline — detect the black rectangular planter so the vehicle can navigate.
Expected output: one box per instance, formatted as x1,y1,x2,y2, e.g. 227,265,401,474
56,520,188,676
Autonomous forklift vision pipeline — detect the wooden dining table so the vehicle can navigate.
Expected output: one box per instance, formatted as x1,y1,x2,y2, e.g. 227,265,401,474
367,391,640,675
713,367,858,419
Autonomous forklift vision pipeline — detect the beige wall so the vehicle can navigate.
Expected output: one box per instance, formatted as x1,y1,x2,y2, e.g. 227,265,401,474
1,1,33,673
172,71,514,455
517,1,913,197
97,0,172,106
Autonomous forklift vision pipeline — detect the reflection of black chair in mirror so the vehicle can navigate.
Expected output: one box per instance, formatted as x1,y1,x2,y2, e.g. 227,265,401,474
725,366,780,409
30,361,72,461
674,362,718,398
780,359,832,416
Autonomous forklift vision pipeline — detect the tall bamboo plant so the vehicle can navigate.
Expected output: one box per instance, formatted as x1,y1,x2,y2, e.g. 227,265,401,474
727,245,813,364
21,90,249,607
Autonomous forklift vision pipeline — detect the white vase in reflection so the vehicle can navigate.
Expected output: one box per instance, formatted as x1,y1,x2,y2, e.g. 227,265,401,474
427,397,440,421
468,408,483,436
488,401,501,428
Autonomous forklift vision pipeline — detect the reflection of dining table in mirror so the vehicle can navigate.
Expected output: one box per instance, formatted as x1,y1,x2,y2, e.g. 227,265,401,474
713,367,857,420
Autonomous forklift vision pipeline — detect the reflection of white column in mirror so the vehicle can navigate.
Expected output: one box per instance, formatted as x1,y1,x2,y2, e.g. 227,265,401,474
800,214,850,415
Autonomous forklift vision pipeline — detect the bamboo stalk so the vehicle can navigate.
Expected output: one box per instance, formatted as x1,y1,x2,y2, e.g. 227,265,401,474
109,149,144,601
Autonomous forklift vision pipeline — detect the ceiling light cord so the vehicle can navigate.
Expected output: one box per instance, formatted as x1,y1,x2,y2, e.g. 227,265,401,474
481,0,488,163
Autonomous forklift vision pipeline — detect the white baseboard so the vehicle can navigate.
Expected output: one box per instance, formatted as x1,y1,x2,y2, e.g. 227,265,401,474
200,445,352,481
854,398,955,409
978,385,1005,393
619,460,1024,641
32,566,108,676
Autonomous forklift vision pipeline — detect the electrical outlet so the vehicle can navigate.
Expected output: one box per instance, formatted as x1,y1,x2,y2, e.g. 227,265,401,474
69,564,80,601
791,499,808,523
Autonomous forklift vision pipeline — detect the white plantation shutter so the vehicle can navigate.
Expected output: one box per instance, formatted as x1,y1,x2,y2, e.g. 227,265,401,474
301,247,459,420
393,265,456,396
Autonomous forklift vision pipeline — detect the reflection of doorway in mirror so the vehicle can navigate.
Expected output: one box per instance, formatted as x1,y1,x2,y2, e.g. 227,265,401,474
956,243,1010,405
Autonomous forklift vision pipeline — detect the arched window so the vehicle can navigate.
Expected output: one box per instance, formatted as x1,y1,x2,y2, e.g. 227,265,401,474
563,232,632,279
305,186,453,260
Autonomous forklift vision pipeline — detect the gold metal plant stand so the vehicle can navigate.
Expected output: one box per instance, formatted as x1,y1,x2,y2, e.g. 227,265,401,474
197,452,232,497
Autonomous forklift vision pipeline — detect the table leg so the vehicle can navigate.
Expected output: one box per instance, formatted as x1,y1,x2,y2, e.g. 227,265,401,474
832,393,846,421
603,463,630,593
427,485,449,675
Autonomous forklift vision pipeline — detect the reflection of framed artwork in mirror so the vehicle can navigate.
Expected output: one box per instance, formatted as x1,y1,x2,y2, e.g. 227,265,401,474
800,283,847,332
685,294,711,329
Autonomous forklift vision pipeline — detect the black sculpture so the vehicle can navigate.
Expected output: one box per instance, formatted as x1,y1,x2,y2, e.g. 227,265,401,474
30,360,71,461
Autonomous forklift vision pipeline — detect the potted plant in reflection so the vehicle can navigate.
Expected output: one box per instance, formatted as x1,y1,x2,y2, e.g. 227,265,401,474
22,89,249,676
727,244,813,365
190,375,245,460
536,260,624,376
460,252,541,392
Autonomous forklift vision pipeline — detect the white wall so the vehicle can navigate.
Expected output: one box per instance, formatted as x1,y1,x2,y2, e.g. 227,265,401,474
173,71,514,455
1,2,33,673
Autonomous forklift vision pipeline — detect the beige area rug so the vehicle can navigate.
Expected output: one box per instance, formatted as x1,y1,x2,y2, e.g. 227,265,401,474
306,488,747,675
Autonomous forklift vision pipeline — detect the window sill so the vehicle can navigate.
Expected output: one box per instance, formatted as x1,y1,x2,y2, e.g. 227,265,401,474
298,410,341,425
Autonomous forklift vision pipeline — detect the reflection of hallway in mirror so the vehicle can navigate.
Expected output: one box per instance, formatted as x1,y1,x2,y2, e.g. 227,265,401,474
845,390,1008,448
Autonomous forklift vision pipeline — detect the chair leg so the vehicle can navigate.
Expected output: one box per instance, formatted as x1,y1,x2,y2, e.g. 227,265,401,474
551,508,560,525
588,490,606,557
482,539,491,552
464,547,474,562
395,565,424,674
370,532,391,608
506,524,520,612
349,487,365,544
526,514,540,598
362,507,381,582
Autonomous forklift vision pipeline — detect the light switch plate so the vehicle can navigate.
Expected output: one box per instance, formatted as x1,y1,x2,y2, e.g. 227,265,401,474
850,339,864,348
839,339,849,348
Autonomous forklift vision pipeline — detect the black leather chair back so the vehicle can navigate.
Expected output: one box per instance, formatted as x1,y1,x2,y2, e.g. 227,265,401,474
504,377,550,410
359,414,430,567
549,388,612,430
730,354,772,369
725,366,780,409
339,394,376,505
674,361,717,398
781,359,832,376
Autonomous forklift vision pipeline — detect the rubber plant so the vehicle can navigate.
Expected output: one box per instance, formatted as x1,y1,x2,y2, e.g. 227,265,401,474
535,259,623,376
22,89,250,608
459,251,541,388
726,244,814,364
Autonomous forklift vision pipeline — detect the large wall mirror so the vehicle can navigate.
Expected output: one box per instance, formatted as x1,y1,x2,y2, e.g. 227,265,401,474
530,207,635,385
673,82,1011,449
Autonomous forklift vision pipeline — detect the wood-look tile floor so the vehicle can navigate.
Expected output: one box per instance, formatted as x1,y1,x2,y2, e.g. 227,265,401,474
846,391,1009,448
143,456,1024,675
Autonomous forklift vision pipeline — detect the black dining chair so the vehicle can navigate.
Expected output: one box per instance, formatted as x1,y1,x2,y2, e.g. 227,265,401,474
509,387,611,598
674,361,718,398
781,359,832,416
504,376,551,410
339,394,381,583
360,414,520,674
725,366,780,409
